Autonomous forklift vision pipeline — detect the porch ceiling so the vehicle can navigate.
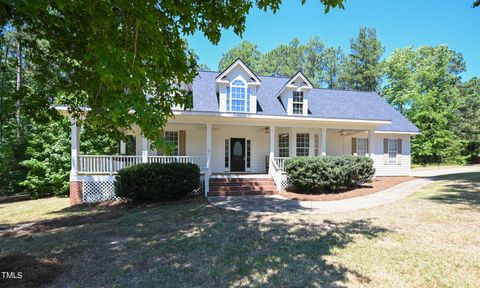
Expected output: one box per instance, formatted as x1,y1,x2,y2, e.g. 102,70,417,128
170,111,390,130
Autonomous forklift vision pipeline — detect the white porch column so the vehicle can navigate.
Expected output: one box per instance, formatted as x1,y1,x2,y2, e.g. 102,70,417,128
120,141,126,155
205,123,212,196
141,135,149,163
268,126,275,174
321,127,327,156
70,119,80,176
368,130,374,158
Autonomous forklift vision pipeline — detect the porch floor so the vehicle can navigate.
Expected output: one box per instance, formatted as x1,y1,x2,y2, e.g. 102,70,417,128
210,173,270,179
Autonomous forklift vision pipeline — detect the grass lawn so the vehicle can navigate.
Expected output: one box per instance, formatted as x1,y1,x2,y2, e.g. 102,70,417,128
0,197,117,226
1,172,479,287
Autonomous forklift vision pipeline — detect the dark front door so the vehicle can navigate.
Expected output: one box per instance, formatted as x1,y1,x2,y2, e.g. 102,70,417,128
230,138,246,172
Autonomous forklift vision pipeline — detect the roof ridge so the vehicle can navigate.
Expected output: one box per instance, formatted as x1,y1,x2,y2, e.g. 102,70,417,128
197,71,378,93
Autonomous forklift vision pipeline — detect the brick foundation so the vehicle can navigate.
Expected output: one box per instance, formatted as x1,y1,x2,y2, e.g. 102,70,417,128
70,181,83,206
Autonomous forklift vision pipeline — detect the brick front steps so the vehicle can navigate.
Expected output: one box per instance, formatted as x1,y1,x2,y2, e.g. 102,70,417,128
208,176,277,196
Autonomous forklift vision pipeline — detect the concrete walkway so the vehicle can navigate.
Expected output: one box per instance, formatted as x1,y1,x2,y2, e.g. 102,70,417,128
208,165,480,214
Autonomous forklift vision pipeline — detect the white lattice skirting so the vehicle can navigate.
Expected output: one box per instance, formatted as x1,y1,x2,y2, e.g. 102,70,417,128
83,181,119,203
81,179,205,204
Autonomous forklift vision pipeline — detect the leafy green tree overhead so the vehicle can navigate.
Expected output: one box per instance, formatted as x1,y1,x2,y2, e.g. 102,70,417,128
340,27,384,91
1,0,345,145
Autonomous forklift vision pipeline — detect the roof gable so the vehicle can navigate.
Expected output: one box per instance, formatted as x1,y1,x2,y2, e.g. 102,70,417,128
276,71,313,98
215,59,261,84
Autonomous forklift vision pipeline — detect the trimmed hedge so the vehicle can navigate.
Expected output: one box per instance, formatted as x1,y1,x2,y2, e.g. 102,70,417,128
114,163,200,201
284,155,375,193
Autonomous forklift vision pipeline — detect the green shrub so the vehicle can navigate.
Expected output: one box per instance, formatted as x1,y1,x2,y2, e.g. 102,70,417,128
114,163,201,201
284,156,375,193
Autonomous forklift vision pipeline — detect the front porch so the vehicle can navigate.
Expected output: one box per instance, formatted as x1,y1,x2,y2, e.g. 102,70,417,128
70,118,383,203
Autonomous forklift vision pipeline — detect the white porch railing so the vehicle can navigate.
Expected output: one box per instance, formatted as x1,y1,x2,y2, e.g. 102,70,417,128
78,155,206,174
273,157,291,171
148,156,207,171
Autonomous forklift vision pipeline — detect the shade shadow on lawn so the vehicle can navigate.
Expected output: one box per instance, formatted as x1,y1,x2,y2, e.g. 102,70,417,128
424,172,480,208
0,201,389,287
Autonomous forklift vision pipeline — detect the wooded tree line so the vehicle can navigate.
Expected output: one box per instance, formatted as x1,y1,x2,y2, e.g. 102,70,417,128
217,27,480,165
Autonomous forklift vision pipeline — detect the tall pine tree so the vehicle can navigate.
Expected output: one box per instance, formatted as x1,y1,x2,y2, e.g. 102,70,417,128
341,27,384,91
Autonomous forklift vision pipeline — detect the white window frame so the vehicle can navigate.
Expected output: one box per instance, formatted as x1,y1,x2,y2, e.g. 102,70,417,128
278,133,290,157
227,76,250,113
357,138,368,156
164,130,179,156
388,139,398,164
296,133,310,156
292,91,304,115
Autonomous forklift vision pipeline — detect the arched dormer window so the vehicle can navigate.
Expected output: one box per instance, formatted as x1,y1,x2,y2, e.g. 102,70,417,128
226,77,250,112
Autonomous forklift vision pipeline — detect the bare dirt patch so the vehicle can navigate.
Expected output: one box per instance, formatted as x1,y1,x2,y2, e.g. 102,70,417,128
0,253,65,288
281,176,416,201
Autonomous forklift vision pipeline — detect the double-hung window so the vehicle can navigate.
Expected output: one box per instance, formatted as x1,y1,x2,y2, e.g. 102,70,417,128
296,133,310,156
292,91,304,115
357,138,368,156
388,139,398,164
164,131,179,156
278,133,289,157
227,79,250,112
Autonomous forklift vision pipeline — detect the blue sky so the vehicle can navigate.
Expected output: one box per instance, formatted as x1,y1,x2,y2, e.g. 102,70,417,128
187,0,479,81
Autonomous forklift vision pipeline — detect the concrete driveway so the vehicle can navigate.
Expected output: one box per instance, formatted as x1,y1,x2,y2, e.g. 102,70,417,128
208,165,480,214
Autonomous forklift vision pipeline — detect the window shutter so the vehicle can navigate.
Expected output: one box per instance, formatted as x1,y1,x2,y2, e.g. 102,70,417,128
351,138,357,156
303,98,308,115
383,138,388,165
179,130,186,156
396,139,402,165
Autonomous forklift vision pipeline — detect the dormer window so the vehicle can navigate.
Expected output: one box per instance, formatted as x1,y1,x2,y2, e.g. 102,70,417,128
276,71,313,116
227,78,250,112
292,91,304,115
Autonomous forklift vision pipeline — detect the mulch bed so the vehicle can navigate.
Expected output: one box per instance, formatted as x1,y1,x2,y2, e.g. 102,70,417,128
281,176,416,201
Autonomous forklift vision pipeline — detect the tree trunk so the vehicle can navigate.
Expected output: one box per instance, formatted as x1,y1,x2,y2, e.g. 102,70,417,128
0,44,7,143
15,36,21,140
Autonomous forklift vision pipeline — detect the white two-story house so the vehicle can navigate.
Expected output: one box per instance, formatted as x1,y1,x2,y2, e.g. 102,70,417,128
59,59,419,205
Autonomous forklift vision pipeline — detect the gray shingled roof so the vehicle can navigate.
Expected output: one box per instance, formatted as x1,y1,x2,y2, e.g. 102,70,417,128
192,71,419,133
